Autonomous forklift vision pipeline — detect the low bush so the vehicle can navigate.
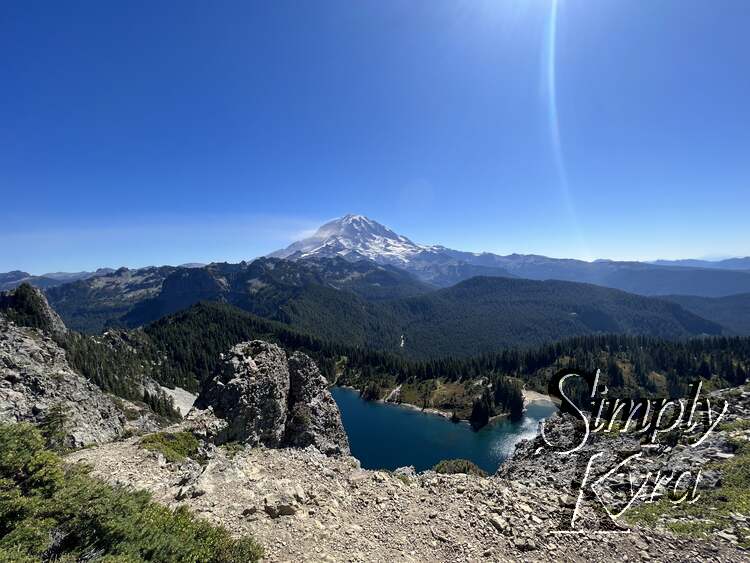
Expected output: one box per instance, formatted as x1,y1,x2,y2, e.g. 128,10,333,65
433,459,488,477
139,431,200,463
221,442,247,459
0,423,263,562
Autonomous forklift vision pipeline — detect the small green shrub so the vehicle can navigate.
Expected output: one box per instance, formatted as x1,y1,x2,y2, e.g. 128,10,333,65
38,403,70,453
112,396,143,421
222,442,246,459
0,423,262,562
139,431,199,463
719,418,750,432
394,474,411,486
289,403,312,427
433,459,487,477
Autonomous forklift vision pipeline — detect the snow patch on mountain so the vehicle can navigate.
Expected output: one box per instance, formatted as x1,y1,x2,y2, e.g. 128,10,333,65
269,214,440,266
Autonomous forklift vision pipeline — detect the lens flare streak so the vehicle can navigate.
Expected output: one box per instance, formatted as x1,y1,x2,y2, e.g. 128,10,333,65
544,1,590,258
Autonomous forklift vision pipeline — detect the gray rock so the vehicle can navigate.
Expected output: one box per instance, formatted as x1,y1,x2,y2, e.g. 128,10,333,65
0,284,68,338
196,343,349,456
0,317,124,447
393,466,416,478
348,470,370,485
195,341,290,447
489,515,510,534
283,351,350,455
184,406,229,442
716,530,738,543
264,493,297,518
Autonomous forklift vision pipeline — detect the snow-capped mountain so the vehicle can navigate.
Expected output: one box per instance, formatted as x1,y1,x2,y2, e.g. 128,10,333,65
269,214,439,266
270,215,750,296
271,215,547,286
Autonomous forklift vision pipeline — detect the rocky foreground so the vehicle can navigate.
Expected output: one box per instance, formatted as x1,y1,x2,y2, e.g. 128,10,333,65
68,423,745,562
64,339,747,562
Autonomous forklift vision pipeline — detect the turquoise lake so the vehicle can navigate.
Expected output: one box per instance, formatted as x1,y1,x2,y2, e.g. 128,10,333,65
331,387,557,474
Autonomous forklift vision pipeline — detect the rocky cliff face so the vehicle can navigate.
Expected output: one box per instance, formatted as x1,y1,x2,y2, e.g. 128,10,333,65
0,316,124,447
0,283,68,337
285,351,350,455
195,341,349,455
196,341,291,447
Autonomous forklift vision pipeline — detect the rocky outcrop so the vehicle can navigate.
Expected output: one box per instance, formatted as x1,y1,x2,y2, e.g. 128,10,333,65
499,395,744,492
194,341,349,456
284,351,349,455
0,283,68,337
0,317,124,447
500,386,750,544
195,341,290,447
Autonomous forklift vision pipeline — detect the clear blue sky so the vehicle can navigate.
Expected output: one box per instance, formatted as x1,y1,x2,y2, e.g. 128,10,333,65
1,1,748,273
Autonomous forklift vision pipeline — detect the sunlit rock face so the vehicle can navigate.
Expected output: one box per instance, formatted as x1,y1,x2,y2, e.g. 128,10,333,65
195,340,291,448
0,316,125,447
195,341,349,455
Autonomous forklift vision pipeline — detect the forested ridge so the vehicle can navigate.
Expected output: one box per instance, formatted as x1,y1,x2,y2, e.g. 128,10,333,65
133,273,726,359
663,292,750,336
138,302,748,387
5,284,749,428
134,302,750,427
41,257,733,359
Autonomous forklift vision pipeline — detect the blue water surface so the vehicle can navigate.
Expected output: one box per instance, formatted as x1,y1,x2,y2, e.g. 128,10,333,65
331,387,557,474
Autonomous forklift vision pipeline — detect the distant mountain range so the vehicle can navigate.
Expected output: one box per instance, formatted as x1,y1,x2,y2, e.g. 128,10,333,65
0,264,206,292
271,215,750,296
651,257,750,270
118,257,433,329
44,266,178,333
15,254,723,359
0,268,116,291
5,214,749,297
2,215,749,353
65,257,720,359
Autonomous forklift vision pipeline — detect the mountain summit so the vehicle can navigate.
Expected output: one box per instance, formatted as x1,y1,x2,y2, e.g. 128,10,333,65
270,215,750,296
269,214,434,266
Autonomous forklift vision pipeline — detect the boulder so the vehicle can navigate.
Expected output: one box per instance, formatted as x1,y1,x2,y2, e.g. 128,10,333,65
263,493,297,518
393,466,416,478
195,343,349,456
195,341,290,447
184,405,229,442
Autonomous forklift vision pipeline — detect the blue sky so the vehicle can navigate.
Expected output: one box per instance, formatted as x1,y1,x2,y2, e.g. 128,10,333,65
1,0,748,273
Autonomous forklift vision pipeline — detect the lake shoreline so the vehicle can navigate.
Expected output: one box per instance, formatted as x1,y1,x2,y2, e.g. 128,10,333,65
336,385,558,425
330,386,559,474
333,384,522,428
334,384,456,421
522,389,559,407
